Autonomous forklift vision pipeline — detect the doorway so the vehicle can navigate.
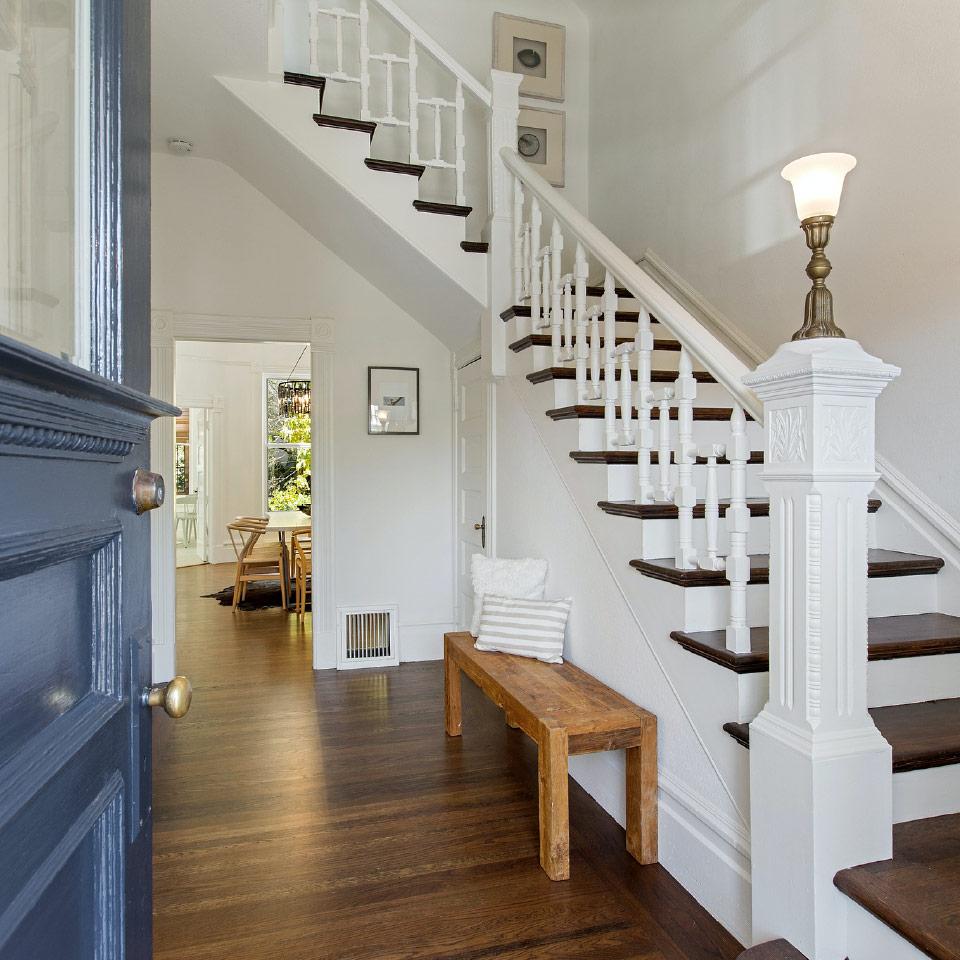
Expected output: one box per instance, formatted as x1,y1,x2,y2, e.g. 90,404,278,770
174,407,213,567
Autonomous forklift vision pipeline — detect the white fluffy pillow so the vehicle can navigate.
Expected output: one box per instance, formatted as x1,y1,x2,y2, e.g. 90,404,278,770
470,553,548,635
475,594,572,664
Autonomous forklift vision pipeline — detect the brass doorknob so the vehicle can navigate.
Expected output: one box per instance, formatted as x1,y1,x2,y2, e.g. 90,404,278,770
132,469,165,514
142,676,192,718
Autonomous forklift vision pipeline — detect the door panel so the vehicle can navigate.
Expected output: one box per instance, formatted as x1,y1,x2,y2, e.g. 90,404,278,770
0,0,169,956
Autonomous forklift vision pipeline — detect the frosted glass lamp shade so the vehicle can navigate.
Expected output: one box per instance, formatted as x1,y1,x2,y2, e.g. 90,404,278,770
781,153,857,221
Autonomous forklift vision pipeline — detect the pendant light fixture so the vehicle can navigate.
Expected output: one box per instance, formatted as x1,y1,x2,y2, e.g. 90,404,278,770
277,345,311,417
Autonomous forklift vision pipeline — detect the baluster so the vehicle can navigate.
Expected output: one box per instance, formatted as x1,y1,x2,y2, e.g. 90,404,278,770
673,347,698,569
334,11,345,77
725,405,751,653
574,242,588,364
432,101,443,164
699,444,726,571
529,199,542,328
522,224,531,302
561,276,574,361
602,272,617,365
383,57,395,123
635,306,655,504
616,343,636,445
587,306,602,400
454,79,466,206
308,0,320,74
575,310,589,403
407,35,419,163
549,220,563,344
513,179,524,303
604,348,618,449
656,389,674,501
538,247,552,331
359,0,370,120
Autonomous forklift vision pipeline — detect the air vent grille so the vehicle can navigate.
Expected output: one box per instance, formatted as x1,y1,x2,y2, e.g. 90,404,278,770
337,605,399,669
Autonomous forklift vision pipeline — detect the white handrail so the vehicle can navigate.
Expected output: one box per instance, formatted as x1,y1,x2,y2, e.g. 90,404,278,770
500,147,763,424
367,0,492,107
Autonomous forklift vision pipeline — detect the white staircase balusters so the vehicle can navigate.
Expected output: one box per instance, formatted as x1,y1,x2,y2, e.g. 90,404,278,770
602,272,617,368
537,246,552,330
513,179,524,303
586,306,602,401
615,343,636,446
724,405,751,654
656,389,674,502
529,199,542,329
560,275,574,362
407,35,419,162
521,224,531,303
453,79,465,206
601,271,619,446
574,243,588,364
635,306,655,504
698,444,726,571
575,310,589,403
673,347,698,569
308,0,321,74
604,347,618,449
358,1,370,119
549,220,563,344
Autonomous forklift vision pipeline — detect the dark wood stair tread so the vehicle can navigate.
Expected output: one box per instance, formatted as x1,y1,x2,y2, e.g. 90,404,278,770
510,334,680,353
460,241,488,253
529,366,715,384
313,113,376,138
502,304,659,324
736,942,808,960
571,449,764,465
364,157,425,178
601,497,881,521
633,549,944,587
585,284,634,298
283,71,327,90
413,199,472,217
548,404,751,422
725,697,960,773
674,613,960,674
835,813,960,960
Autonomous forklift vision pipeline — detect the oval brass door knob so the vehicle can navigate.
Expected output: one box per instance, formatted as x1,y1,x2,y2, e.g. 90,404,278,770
132,469,165,514
142,676,192,718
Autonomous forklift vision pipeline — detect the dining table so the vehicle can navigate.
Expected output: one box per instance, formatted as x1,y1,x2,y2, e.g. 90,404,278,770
266,510,311,608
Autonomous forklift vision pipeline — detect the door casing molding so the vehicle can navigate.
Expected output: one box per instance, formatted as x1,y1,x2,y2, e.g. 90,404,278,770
150,310,336,678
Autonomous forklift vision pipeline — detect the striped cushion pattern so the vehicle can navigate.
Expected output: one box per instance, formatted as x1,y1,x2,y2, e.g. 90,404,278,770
475,595,573,664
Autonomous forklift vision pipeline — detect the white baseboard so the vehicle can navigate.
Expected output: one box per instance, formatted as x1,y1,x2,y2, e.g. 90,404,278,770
568,752,751,945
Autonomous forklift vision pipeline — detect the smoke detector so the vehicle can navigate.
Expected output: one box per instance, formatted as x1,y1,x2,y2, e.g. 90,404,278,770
167,138,193,156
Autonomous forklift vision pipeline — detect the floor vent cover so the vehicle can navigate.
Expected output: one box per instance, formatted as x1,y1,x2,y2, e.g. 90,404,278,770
337,605,399,669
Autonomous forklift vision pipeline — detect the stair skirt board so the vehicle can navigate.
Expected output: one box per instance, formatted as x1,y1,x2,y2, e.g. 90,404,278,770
337,605,399,669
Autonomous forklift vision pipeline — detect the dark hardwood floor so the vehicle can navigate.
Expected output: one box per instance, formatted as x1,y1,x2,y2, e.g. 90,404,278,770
154,563,742,960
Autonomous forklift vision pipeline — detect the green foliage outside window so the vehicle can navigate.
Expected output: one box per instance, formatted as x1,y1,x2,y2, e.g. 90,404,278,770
266,378,311,511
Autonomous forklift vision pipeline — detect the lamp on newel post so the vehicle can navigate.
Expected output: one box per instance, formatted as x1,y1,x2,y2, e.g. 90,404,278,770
781,152,857,340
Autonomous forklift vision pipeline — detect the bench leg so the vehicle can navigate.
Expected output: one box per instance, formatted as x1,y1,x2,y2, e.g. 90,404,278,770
538,725,570,880
625,717,658,864
444,645,462,737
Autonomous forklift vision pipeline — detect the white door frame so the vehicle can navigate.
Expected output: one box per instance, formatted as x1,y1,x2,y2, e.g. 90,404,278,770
177,399,221,564
150,310,337,679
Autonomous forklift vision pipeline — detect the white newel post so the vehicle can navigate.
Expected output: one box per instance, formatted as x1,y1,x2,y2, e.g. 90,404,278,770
483,69,522,379
743,338,899,959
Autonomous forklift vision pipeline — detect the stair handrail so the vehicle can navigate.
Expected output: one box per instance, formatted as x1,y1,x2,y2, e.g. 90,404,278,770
367,0,491,107
500,146,763,424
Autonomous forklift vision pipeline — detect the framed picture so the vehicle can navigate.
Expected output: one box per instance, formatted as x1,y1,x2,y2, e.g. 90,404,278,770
493,13,565,102
517,107,565,187
368,366,420,435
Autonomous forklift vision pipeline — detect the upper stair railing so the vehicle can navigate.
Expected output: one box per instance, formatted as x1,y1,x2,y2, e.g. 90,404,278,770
301,0,491,207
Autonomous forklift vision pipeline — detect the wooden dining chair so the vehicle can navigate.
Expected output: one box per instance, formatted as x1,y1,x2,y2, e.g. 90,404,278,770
290,526,312,621
226,518,287,610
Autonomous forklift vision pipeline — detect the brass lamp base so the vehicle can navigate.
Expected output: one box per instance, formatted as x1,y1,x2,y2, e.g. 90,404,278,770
791,215,847,340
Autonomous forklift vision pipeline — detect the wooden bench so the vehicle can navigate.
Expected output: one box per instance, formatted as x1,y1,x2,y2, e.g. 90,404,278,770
443,631,658,880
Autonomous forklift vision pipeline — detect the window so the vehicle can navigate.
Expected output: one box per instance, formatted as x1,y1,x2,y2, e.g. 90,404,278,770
264,377,311,511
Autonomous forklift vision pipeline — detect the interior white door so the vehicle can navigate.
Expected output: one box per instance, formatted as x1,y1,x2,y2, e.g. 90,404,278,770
456,357,487,630
189,407,209,562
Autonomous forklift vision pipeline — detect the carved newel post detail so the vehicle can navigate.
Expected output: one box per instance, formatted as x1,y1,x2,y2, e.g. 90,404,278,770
743,338,900,959
484,69,522,379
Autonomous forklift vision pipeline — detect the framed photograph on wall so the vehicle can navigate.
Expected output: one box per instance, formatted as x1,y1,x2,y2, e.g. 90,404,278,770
517,107,565,187
493,13,565,101
368,366,420,435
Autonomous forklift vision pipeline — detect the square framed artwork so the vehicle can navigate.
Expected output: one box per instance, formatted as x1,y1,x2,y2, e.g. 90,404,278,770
368,366,420,435
493,13,565,101
517,107,565,187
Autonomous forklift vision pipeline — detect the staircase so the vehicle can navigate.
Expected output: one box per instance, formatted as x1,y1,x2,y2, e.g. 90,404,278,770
265,3,960,957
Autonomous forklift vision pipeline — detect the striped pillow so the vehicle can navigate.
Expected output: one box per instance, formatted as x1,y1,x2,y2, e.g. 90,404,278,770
475,595,573,664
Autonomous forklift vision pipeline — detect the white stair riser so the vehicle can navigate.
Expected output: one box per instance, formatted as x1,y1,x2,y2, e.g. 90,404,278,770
738,650,960,718
513,343,685,371
636,516,771,560
893,763,960,823
680,572,939,632
577,417,764,451
604,461,766,500
846,899,931,960
546,378,732,408
513,319,675,345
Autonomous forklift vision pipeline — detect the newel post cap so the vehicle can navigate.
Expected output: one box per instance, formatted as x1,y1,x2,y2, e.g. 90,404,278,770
744,337,900,401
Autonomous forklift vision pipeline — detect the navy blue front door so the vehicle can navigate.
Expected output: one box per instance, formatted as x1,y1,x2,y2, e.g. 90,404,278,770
0,0,172,956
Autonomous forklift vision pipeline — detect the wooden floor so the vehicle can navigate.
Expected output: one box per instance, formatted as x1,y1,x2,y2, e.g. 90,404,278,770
153,563,743,960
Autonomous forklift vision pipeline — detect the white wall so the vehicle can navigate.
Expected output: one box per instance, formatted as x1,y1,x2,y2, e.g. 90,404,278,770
585,0,960,523
154,153,457,659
